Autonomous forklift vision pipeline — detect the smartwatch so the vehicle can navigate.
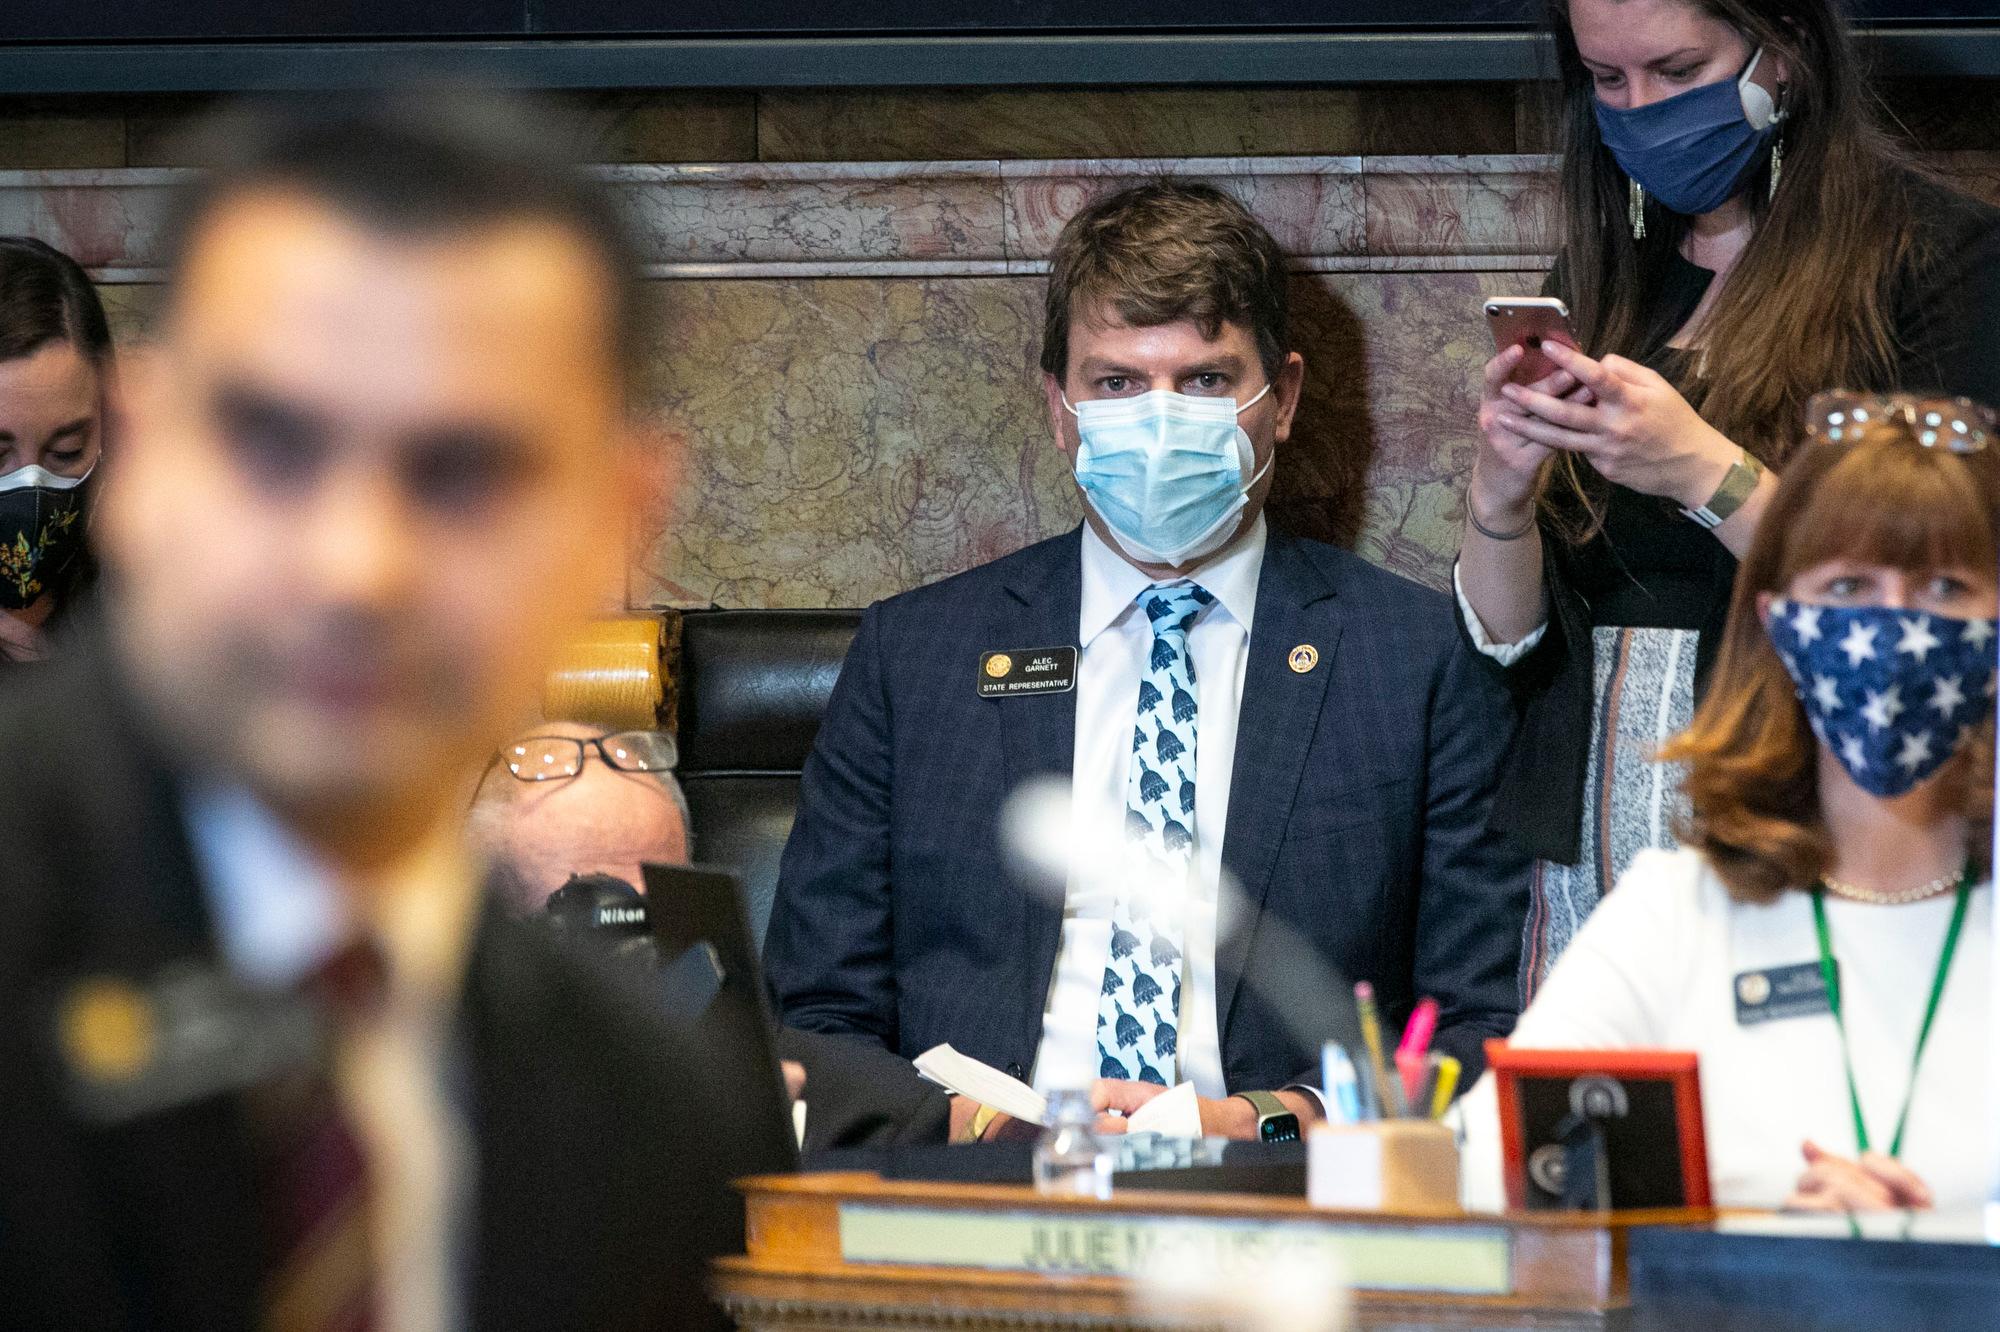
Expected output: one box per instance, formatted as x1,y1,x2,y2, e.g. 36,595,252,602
1234,1090,1301,1144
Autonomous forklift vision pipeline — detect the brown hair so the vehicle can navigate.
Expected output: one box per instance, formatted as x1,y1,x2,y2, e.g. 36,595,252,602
1040,180,1290,381
162,89,645,390
0,237,112,372
1543,0,1938,537
1661,423,2000,902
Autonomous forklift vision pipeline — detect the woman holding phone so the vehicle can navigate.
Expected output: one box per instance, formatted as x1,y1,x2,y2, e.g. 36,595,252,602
1456,0,2000,989
1462,395,1997,1210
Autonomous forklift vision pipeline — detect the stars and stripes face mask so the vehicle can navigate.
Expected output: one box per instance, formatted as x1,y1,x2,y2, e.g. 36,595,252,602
1766,599,1997,798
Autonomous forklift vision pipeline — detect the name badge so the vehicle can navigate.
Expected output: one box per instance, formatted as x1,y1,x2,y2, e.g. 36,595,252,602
977,646,1078,698
1734,961,1836,1026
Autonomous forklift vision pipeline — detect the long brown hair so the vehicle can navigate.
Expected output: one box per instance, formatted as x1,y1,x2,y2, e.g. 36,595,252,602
1661,424,2000,903
1544,0,1938,532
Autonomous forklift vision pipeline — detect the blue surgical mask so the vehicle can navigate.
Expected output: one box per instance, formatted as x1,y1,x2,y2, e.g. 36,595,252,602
1064,383,1273,566
1766,599,1997,798
1593,47,1783,217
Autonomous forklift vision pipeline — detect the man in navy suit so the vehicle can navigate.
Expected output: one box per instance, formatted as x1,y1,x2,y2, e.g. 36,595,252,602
765,182,1527,1141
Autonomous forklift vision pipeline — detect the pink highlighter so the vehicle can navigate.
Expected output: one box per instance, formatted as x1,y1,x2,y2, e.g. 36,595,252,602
1395,997,1440,1108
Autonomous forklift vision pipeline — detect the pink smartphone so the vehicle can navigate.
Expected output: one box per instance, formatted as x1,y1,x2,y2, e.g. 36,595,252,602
1485,297,1580,385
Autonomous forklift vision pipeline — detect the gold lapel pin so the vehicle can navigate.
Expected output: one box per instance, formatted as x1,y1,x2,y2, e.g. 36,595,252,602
1288,644,1318,674
60,977,157,1085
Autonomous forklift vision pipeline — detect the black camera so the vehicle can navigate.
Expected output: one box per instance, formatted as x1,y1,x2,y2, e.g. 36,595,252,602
543,872,657,965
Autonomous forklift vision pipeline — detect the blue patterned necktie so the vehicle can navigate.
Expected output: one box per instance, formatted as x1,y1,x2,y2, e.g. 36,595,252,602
1097,580,1213,1085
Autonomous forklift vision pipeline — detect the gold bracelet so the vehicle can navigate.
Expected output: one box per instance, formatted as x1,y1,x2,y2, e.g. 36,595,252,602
962,1102,1001,1144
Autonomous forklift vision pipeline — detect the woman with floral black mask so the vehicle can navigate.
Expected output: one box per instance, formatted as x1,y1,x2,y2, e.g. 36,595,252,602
0,237,112,664
1460,394,1998,1212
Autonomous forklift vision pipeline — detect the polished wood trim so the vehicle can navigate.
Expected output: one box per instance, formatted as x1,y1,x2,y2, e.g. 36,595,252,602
715,1172,1717,1330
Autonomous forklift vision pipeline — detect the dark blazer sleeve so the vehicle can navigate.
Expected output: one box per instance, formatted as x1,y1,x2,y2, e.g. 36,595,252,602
763,602,900,1048
1416,633,1531,1077
774,1027,949,1150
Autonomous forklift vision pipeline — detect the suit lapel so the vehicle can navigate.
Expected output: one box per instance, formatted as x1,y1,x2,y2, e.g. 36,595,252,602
995,529,1084,795
53,629,267,1327
1215,531,1341,1039
993,530,1083,1040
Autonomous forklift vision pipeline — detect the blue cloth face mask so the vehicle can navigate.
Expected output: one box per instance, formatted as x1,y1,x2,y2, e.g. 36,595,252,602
1593,47,1783,217
1064,383,1273,566
1766,599,1997,798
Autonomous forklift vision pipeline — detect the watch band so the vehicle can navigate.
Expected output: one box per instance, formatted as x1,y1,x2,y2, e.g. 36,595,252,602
1235,1090,1300,1143
1682,450,1765,529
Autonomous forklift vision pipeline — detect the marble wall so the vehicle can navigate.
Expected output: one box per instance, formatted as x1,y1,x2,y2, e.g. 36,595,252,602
2,153,1558,606
4,82,1998,615
636,267,1536,608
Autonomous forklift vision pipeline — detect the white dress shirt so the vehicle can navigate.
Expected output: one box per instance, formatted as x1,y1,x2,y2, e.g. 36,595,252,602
185,786,479,1332
1457,846,1994,1210
1029,517,1267,1101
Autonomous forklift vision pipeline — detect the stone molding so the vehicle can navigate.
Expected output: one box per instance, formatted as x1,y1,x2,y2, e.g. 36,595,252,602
0,155,1563,279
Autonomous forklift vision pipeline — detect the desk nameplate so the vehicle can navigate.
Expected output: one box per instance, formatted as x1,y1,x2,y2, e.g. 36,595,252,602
836,1201,1514,1295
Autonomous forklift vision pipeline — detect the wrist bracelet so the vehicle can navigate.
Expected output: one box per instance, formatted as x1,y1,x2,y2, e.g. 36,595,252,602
1467,502,1537,542
962,1102,1001,1144
1682,449,1766,530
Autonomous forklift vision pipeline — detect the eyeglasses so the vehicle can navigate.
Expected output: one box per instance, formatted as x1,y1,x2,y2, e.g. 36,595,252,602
1806,391,1995,452
497,730,678,784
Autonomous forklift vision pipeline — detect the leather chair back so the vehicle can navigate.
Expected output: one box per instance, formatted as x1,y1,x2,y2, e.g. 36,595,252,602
674,609,860,951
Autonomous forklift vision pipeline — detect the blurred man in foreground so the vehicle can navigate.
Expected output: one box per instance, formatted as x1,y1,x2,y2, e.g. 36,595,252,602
0,94,780,1332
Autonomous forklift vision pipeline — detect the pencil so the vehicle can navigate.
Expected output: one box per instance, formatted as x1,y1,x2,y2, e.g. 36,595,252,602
1354,981,1404,1117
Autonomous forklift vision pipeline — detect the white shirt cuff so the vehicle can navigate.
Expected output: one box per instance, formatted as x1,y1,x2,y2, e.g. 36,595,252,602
1452,561,1548,666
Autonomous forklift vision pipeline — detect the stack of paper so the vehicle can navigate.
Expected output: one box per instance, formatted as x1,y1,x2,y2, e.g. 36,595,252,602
915,1043,1050,1125
913,1043,1205,1137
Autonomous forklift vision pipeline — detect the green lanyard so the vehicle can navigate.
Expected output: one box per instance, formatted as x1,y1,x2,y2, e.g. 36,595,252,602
1809,871,1973,1160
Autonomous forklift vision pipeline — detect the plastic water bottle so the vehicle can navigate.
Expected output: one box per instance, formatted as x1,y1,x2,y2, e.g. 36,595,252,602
1032,1089,1114,1199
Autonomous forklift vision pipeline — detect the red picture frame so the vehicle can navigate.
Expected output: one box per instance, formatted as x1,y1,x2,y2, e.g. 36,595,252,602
1485,1043,1712,1211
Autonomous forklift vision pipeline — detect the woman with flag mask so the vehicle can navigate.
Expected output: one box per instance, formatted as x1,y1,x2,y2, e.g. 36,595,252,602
1460,392,1999,1211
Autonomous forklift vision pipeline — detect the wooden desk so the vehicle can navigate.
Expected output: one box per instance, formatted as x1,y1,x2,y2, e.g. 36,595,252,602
714,1172,1711,1330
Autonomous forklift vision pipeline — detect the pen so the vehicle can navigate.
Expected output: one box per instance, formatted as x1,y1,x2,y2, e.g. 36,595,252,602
1321,1042,1363,1126
1354,981,1404,1117
1429,1054,1462,1119
1408,1053,1440,1120
1396,1051,1427,1114
1353,1049,1383,1121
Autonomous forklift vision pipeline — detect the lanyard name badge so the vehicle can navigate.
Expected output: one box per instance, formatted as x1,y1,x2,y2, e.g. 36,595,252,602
1810,866,1973,1159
